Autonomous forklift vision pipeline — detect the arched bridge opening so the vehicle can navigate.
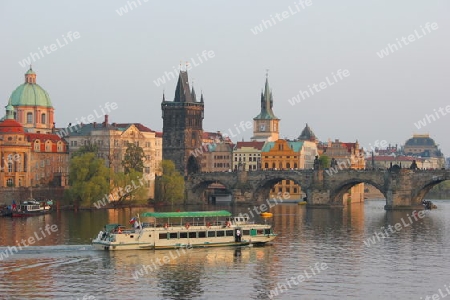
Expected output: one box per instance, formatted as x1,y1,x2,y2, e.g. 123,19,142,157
330,179,386,206
190,180,232,204
254,177,305,203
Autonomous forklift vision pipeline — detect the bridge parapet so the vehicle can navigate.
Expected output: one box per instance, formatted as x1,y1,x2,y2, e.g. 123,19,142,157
185,169,450,210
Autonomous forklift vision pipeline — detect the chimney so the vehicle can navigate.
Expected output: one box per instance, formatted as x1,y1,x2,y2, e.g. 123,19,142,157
104,114,109,127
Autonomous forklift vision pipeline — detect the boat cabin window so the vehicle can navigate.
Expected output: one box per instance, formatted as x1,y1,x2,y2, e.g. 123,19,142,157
217,231,225,237
226,230,234,237
189,232,196,238
264,229,271,235
198,231,206,238
159,233,168,239
243,230,250,236
234,217,248,223
180,232,188,239
207,231,215,238
257,229,264,235
169,233,177,239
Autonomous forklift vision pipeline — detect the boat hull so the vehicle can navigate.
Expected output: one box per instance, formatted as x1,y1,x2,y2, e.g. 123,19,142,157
11,210,51,217
92,225,276,251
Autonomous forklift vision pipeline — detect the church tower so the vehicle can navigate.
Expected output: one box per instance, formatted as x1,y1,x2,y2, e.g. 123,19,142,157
251,73,280,141
161,70,204,175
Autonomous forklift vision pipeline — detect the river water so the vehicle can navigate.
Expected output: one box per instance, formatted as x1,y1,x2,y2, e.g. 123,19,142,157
1,200,449,300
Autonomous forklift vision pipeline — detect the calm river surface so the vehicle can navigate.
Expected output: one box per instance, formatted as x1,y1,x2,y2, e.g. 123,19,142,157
1,200,450,300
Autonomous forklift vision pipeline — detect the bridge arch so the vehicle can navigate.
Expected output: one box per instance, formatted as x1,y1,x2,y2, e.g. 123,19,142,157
189,180,233,203
412,178,447,205
330,178,386,205
254,176,306,202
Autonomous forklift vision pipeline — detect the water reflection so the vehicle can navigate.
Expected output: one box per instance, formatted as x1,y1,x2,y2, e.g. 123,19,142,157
0,201,449,299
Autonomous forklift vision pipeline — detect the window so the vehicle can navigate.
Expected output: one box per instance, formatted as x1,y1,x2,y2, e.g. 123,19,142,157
169,233,177,239
159,233,168,239
145,167,150,174
6,178,13,186
41,114,46,124
8,163,13,172
216,231,225,237
189,232,196,238
180,232,188,238
226,230,234,236
198,231,206,238
207,231,215,238
27,112,33,124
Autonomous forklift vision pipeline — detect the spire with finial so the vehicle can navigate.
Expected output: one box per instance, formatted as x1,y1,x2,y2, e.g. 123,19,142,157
162,90,166,102
200,90,204,103
255,70,277,120
191,78,197,101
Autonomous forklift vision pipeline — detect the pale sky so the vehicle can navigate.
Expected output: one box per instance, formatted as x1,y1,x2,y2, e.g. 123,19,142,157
1,1,449,154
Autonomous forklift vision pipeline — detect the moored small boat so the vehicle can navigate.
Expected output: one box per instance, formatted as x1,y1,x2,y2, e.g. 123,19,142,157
11,200,52,217
92,210,277,251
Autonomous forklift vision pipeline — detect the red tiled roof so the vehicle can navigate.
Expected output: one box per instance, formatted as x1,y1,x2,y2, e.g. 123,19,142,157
0,119,24,133
155,131,163,138
235,141,265,150
342,143,356,152
202,131,222,139
26,133,64,142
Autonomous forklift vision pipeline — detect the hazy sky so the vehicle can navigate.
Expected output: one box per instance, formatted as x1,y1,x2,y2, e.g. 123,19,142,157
1,1,449,154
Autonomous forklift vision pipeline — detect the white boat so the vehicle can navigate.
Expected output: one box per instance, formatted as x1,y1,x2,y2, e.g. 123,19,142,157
92,210,277,251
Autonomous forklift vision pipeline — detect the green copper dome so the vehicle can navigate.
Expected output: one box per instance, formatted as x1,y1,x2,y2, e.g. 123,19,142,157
9,68,53,108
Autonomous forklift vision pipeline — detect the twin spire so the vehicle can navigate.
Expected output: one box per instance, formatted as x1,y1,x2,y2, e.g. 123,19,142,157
162,70,204,104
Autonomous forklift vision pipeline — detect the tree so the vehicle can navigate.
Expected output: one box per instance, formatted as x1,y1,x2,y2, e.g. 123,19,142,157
66,152,110,209
319,155,330,169
110,169,148,206
73,143,98,156
122,143,145,174
155,160,185,205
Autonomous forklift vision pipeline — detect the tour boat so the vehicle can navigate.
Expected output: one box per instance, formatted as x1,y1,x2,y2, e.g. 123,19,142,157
92,210,277,251
11,200,52,217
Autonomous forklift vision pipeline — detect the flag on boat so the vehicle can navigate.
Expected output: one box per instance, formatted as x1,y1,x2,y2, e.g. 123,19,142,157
129,217,136,224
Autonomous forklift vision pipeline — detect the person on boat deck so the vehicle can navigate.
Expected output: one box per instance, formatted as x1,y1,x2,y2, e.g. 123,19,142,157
12,200,16,211
236,229,241,242
134,221,141,229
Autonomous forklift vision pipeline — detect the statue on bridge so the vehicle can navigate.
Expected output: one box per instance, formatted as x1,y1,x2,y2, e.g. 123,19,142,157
314,156,320,170
410,160,418,170
330,158,337,169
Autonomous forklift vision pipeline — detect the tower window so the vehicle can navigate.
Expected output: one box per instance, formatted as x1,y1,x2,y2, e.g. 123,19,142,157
41,113,46,124
27,112,33,124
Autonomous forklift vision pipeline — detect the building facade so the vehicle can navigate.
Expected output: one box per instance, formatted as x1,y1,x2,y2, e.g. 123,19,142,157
61,116,161,199
0,101,68,188
322,139,365,203
232,141,265,171
261,139,318,200
403,134,445,168
161,71,204,175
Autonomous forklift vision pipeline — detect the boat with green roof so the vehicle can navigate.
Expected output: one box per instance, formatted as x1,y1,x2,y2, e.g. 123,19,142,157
92,210,277,251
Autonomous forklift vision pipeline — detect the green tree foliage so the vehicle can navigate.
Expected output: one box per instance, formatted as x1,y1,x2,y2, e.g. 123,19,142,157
73,144,99,156
66,152,110,208
110,169,148,205
319,155,330,169
122,143,145,174
155,160,185,205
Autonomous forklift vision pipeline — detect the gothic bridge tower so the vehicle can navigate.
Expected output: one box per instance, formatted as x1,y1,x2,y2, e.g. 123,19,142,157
161,71,204,175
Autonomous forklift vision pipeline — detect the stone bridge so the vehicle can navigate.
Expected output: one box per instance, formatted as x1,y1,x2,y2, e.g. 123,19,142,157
186,169,450,210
